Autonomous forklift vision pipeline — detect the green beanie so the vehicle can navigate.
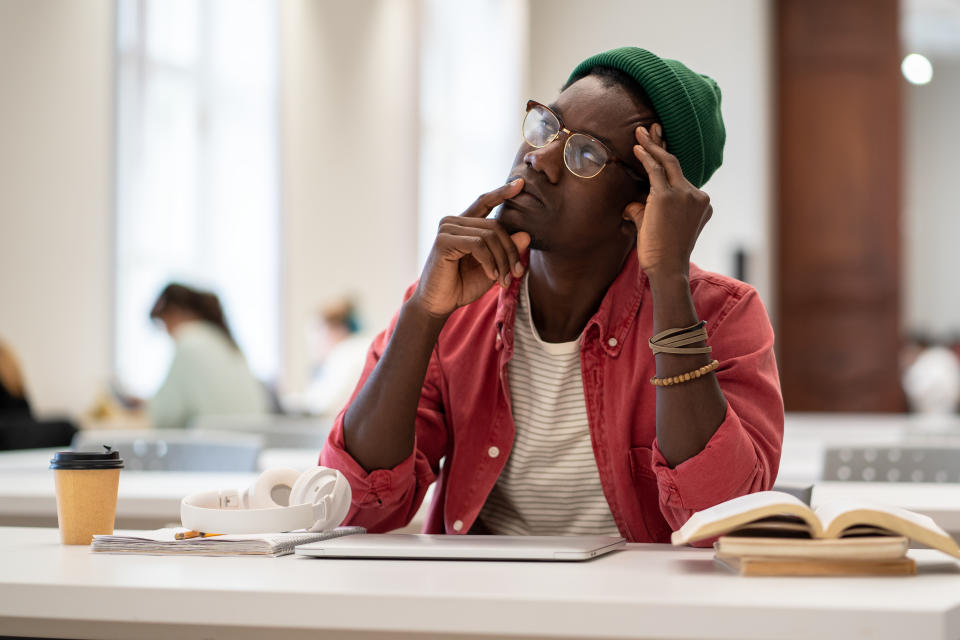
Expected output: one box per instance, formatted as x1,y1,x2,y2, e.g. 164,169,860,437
568,47,725,188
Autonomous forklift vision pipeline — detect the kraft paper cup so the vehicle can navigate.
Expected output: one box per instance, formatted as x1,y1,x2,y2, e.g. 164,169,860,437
50,447,124,545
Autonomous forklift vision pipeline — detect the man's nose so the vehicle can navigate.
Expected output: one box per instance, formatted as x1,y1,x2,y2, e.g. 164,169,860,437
523,139,563,184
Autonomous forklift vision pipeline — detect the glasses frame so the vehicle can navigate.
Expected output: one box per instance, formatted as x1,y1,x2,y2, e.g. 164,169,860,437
522,100,652,181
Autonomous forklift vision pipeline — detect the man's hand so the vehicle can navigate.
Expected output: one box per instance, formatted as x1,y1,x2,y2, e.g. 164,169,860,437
411,180,531,318
623,123,713,282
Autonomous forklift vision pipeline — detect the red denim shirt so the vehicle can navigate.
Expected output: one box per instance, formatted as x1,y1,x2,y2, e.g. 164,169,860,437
320,258,784,542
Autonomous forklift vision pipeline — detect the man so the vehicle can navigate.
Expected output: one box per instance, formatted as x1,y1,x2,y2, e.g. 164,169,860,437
321,47,783,542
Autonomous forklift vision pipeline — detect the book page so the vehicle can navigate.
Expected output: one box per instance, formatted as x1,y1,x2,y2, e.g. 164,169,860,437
815,501,960,558
715,535,909,560
672,491,821,545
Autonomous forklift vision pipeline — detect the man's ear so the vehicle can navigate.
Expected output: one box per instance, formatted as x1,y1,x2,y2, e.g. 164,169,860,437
652,123,668,152
622,201,644,223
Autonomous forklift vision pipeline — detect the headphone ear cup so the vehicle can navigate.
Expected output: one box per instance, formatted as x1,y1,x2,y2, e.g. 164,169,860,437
247,467,301,509
290,466,352,531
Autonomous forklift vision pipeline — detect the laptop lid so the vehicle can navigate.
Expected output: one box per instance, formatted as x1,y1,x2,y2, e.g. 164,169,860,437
295,534,626,561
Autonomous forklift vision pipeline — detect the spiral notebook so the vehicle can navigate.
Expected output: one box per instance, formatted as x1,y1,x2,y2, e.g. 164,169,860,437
91,526,366,557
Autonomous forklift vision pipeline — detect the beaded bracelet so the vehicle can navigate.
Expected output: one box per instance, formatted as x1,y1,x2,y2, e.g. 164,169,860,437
650,359,720,387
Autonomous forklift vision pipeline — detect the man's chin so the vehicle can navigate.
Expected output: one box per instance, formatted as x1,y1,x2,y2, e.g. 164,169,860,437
497,204,549,252
495,206,520,233
496,203,538,234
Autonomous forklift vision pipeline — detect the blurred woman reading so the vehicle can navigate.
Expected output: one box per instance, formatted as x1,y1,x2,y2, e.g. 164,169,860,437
148,283,269,429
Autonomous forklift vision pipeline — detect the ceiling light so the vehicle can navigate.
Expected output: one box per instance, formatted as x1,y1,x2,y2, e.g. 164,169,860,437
902,53,933,85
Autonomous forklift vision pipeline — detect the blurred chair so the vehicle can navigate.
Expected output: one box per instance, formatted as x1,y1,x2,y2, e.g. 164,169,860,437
187,414,334,449
0,417,77,451
72,429,263,472
823,446,960,483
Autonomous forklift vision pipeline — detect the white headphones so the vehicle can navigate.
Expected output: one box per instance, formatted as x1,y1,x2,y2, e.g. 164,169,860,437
180,466,352,534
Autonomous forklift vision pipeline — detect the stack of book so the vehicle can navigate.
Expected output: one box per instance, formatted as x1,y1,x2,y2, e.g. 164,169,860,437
672,491,960,576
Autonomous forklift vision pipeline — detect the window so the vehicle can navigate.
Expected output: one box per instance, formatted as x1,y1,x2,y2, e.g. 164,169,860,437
114,0,280,395
418,0,528,266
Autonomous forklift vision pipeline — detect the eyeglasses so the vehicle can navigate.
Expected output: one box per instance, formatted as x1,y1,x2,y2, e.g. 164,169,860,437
521,100,650,181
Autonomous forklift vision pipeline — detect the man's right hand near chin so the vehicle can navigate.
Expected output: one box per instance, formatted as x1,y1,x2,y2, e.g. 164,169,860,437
411,179,531,318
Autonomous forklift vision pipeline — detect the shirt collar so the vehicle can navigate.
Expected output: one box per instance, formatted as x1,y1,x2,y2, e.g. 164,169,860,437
494,252,648,357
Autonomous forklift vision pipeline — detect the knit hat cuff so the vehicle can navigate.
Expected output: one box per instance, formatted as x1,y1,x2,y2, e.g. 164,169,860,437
568,49,715,188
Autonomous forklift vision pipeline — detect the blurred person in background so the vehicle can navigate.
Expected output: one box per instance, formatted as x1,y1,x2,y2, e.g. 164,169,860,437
146,283,270,429
0,339,31,417
901,332,960,414
283,296,370,416
0,338,76,450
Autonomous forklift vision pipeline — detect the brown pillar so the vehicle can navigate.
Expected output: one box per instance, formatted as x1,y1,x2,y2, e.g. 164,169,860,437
776,0,905,411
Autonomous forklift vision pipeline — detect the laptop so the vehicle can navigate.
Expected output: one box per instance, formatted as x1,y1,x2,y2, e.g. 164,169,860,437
295,534,626,561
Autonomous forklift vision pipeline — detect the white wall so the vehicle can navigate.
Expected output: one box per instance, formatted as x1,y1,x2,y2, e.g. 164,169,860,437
0,1,114,417
527,0,773,308
904,59,960,337
278,0,421,393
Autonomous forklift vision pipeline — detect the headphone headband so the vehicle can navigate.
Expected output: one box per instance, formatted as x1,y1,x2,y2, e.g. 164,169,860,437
181,490,323,534
180,467,351,534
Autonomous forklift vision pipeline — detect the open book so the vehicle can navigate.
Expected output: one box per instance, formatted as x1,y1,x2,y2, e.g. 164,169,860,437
672,490,960,559
92,526,366,557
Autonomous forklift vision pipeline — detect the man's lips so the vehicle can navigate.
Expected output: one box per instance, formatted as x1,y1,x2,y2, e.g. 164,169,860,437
506,190,543,208
506,175,546,207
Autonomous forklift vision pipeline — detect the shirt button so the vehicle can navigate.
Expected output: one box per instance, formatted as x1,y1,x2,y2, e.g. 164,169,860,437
607,337,618,347
453,520,464,532
488,446,500,458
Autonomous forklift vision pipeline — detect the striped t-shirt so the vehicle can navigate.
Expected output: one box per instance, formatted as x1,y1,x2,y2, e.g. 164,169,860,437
478,274,619,536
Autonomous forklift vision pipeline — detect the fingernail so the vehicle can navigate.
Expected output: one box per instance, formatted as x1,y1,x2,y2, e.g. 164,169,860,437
505,275,512,287
638,127,649,137
510,178,522,185
513,263,523,277
493,269,499,280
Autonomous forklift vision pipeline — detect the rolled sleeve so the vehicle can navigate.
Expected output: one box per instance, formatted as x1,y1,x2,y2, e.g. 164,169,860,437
319,284,448,533
652,287,784,535
652,404,762,514
321,418,419,509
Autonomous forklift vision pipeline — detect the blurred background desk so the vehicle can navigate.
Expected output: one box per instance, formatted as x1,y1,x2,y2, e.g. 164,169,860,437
0,447,429,532
5,411,960,533
812,482,960,534
0,447,318,529
777,412,960,484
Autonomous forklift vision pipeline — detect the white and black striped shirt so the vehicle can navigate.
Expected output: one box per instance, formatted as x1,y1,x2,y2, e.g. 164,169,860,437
478,274,619,536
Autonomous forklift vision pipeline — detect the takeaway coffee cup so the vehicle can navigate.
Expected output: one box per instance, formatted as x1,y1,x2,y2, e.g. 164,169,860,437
50,446,124,545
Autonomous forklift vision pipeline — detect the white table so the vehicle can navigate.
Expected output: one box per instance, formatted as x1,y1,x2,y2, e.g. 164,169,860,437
0,527,959,640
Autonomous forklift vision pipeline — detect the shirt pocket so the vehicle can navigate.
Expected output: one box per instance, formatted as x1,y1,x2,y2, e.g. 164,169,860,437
628,446,673,543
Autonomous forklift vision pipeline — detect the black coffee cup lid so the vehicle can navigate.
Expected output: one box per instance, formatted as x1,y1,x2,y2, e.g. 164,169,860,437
50,445,124,470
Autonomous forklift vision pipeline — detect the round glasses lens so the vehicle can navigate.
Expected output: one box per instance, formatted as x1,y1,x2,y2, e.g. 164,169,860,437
523,105,559,147
564,134,608,178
